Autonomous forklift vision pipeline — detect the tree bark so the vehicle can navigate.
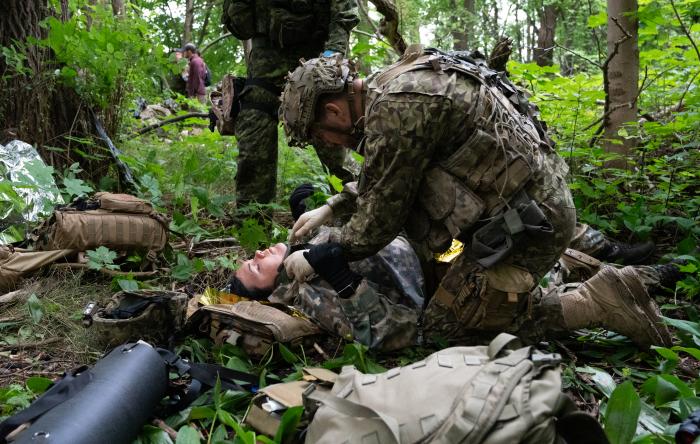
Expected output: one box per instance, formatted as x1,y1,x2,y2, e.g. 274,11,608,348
111,0,126,16
534,4,557,66
451,0,475,51
183,0,195,45
0,1,115,182
196,0,215,46
603,0,639,165
368,0,407,54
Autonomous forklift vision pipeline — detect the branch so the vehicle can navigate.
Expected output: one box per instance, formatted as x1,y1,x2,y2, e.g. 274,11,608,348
367,0,407,55
602,16,632,71
554,43,601,69
670,0,700,64
676,69,700,112
133,112,209,136
201,33,233,54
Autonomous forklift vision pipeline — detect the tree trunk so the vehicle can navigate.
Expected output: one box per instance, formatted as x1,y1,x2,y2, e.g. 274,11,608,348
534,4,557,66
0,1,115,182
197,0,216,47
451,0,475,51
603,0,639,165
111,0,125,16
183,0,195,45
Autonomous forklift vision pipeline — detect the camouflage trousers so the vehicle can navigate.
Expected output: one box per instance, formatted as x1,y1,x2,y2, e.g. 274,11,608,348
234,39,357,204
423,198,578,342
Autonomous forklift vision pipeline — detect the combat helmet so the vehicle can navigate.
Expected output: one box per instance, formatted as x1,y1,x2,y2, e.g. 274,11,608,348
87,289,188,348
280,56,357,147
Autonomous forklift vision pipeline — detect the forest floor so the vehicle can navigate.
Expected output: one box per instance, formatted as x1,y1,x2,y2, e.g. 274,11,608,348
1,115,698,444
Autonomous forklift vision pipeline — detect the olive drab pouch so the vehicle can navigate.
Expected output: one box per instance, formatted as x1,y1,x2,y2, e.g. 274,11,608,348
209,74,247,136
33,192,169,256
187,301,322,358
87,290,188,348
243,367,336,437
303,333,609,444
222,0,256,40
0,246,76,292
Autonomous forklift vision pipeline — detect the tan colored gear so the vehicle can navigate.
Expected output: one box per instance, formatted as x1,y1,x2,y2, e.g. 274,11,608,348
279,56,357,147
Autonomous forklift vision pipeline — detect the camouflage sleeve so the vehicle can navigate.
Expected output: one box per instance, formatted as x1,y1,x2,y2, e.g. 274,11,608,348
325,0,360,55
292,277,418,351
327,181,358,218
339,96,448,260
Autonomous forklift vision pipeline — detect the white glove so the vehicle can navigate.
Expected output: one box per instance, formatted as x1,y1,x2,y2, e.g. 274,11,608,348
289,204,333,243
283,250,314,282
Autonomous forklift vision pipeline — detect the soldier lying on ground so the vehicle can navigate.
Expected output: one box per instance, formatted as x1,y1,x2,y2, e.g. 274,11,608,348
276,48,675,349
228,223,681,350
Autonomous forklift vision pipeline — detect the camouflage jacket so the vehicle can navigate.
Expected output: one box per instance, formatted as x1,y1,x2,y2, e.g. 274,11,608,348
327,53,575,277
324,0,359,54
269,229,424,351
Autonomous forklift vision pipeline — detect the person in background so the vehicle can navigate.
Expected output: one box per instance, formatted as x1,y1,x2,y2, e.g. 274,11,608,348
182,43,207,103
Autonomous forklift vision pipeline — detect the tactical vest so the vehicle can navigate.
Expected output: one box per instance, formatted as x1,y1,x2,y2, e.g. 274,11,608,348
223,0,330,48
368,45,567,257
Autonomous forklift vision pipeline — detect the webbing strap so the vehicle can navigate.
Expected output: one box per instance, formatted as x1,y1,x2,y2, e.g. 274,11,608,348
0,367,93,443
307,387,402,444
487,333,520,360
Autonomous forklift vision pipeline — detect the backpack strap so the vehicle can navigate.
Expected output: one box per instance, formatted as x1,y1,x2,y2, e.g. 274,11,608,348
487,332,521,359
0,367,93,443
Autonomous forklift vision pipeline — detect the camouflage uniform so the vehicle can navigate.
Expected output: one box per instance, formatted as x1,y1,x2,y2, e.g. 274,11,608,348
232,0,359,204
324,49,578,341
270,228,424,351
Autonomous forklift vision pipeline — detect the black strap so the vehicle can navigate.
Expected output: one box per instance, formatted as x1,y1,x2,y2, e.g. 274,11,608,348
0,367,93,443
245,77,281,96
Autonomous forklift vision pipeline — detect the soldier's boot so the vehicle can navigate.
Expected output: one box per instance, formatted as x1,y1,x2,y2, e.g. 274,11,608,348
557,265,672,348
592,239,656,265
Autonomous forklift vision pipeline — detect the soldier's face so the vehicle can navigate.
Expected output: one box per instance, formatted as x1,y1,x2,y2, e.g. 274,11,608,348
235,243,288,292
311,100,360,148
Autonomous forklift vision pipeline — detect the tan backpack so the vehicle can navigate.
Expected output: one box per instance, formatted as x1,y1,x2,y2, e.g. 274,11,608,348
209,74,245,136
34,193,169,254
303,333,608,444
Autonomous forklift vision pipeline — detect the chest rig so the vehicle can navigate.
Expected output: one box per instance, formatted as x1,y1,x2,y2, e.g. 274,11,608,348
370,45,557,262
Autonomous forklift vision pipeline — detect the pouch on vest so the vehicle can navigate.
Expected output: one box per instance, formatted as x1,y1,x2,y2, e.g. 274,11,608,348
187,301,322,358
210,74,247,136
33,193,169,255
243,367,336,437
222,0,256,40
304,333,609,444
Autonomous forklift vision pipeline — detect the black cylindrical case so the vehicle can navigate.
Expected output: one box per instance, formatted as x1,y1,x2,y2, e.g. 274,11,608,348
14,342,168,444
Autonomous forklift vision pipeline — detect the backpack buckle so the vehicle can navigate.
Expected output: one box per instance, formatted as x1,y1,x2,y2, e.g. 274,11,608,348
531,352,561,368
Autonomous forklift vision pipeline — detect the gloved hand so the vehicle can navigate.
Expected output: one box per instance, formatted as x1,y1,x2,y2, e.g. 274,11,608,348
283,250,314,282
289,204,333,243
304,242,361,298
289,183,315,222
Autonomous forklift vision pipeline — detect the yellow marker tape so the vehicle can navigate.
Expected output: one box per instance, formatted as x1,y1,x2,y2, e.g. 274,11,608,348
435,239,464,263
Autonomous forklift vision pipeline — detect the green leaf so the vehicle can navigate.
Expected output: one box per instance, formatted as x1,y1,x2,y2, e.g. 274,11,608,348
662,316,700,337
210,424,228,443
328,174,343,193
26,376,52,394
117,278,139,291
26,293,44,324
62,177,93,198
134,425,175,444
587,11,607,28
605,381,641,444
175,425,201,444
278,343,299,364
86,246,119,271
273,406,303,444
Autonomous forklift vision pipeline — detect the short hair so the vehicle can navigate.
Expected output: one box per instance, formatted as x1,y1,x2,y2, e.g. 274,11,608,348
315,92,345,122
227,274,273,300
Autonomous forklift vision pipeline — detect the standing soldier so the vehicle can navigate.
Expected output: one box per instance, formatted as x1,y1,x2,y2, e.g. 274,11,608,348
278,48,672,348
222,0,359,205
